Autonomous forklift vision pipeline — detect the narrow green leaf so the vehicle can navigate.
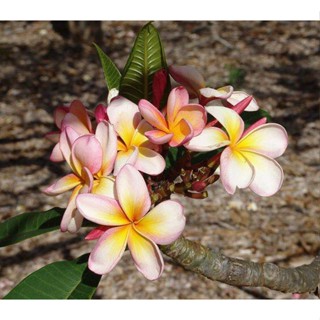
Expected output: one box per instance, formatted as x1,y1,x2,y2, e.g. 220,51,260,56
0,207,64,247
0,208,96,247
4,254,101,299
119,22,168,104
241,109,272,128
94,43,121,91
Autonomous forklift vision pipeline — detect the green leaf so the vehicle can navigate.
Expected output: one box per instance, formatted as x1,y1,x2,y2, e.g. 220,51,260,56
119,22,168,104
241,109,272,128
4,254,101,299
165,147,185,170
0,207,96,247
94,43,121,91
0,207,64,247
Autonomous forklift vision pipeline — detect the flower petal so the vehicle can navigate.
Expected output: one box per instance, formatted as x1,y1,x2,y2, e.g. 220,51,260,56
170,118,193,147
145,130,173,145
94,104,108,124
116,164,151,221
230,95,254,115
206,106,244,144
60,184,83,232
173,104,207,136
95,121,117,176
49,142,65,162
81,166,94,192
44,173,81,195
107,88,119,104
242,117,267,137
85,226,109,240
131,120,156,149
136,200,185,245
61,100,92,134
138,99,168,132
65,209,84,233
113,147,138,176
169,65,205,98
128,227,164,280
117,139,127,151
107,96,141,147
62,113,90,136
184,127,230,152
69,100,92,132
59,126,80,167
134,147,165,175
53,106,68,129
167,86,189,125
76,193,129,226
200,85,233,100
92,177,115,198
206,100,224,107
88,225,130,275
220,147,254,195
242,151,284,196
237,124,288,158
227,91,259,111
71,135,103,176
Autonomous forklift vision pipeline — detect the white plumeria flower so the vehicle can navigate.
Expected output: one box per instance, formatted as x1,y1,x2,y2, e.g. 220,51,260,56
107,96,165,175
76,164,186,280
185,107,288,196
208,90,259,112
169,65,234,105
169,65,260,112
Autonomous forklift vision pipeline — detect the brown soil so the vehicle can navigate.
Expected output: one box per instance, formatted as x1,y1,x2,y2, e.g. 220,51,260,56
0,21,319,299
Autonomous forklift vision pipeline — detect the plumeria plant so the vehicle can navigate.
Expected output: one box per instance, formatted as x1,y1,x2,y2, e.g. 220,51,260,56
1,22,319,299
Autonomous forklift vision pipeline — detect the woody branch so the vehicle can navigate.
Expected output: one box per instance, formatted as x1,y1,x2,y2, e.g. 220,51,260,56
161,236,320,294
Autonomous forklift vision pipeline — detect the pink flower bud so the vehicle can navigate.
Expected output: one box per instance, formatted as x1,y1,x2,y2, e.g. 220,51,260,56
85,226,109,240
95,104,108,123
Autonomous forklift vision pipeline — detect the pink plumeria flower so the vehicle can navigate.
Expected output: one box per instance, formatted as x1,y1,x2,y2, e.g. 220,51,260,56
107,96,165,176
169,65,233,106
45,121,117,232
76,164,186,280
185,106,288,196
47,100,93,162
138,86,207,147
169,65,206,99
170,65,258,111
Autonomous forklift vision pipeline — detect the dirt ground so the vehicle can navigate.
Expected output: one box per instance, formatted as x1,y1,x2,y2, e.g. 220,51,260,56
0,21,319,299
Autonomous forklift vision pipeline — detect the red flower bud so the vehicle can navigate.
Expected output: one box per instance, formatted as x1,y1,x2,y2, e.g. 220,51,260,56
152,69,168,108
191,180,207,192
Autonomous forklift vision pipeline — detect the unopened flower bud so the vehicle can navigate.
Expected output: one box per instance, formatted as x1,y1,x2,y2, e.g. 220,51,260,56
191,180,207,192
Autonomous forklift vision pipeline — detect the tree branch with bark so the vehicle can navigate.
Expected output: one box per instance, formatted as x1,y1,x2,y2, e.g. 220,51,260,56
161,236,320,295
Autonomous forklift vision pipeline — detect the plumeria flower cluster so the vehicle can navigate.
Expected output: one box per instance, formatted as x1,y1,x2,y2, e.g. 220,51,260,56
45,64,288,280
